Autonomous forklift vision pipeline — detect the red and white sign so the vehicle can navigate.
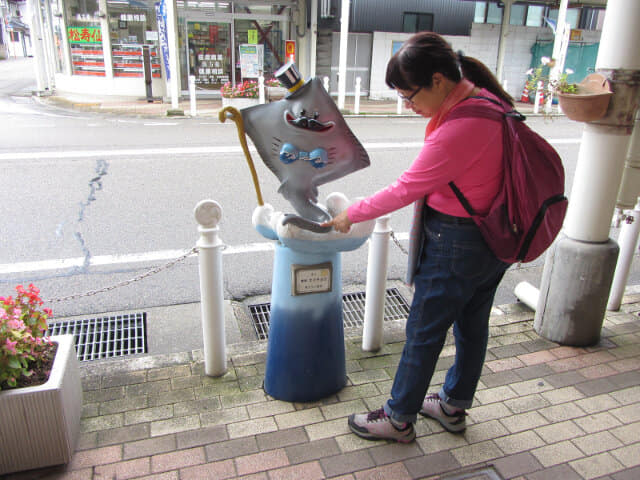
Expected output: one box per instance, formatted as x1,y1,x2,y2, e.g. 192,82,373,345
285,40,295,62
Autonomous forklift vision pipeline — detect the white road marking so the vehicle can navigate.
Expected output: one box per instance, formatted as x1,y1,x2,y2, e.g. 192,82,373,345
0,242,279,274
0,138,580,161
0,234,412,274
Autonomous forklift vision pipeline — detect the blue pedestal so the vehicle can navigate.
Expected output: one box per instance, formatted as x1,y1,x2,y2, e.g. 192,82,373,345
264,244,346,402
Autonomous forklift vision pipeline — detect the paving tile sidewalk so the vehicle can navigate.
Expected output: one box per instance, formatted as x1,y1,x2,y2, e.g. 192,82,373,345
4,286,640,480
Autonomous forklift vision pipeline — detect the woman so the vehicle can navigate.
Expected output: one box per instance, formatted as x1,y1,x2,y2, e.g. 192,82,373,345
322,32,513,443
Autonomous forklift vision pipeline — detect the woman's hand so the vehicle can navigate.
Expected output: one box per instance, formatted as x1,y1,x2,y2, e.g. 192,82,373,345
321,210,353,233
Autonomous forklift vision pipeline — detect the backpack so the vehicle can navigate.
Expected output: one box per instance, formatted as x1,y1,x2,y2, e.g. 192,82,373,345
444,96,567,264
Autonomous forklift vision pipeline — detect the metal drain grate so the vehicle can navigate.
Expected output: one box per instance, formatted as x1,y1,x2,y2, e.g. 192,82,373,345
47,313,147,361
248,288,410,340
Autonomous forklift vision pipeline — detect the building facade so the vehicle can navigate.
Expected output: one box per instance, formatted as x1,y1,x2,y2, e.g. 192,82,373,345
1,0,31,58
26,0,606,100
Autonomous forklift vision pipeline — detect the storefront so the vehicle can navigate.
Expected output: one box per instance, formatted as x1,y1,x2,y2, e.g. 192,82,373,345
46,0,297,98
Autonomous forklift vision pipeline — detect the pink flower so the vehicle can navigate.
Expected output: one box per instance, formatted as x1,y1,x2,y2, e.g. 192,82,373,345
4,338,17,354
6,319,25,330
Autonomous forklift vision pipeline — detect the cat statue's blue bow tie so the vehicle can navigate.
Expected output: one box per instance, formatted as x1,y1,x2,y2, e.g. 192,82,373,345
279,143,328,169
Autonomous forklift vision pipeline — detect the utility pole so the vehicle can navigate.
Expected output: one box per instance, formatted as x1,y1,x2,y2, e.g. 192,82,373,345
534,0,640,346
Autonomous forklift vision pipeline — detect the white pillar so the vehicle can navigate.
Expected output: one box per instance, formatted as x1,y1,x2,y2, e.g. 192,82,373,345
28,0,48,93
42,0,57,88
362,215,391,352
323,76,329,92
534,81,542,114
354,76,361,115
189,75,197,116
258,75,265,104
337,0,349,109
615,112,640,210
396,92,402,115
564,126,631,241
98,0,113,81
608,199,640,311
310,0,318,78
535,0,640,346
495,0,512,83
194,200,227,377
514,282,540,311
166,0,181,109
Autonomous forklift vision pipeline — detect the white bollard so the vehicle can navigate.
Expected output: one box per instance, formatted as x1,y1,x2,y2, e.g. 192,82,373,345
514,281,540,311
323,76,330,93
396,93,402,115
189,75,197,117
362,215,391,352
194,199,227,376
354,77,361,115
608,199,640,310
534,81,542,115
259,75,266,104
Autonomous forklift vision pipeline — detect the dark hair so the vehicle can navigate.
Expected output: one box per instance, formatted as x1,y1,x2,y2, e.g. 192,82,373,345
386,32,513,107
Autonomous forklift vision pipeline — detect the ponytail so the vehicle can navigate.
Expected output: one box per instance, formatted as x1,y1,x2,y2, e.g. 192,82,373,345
458,53,514,107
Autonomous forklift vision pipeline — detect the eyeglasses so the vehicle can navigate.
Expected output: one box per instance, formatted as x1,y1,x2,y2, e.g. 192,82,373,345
398,86,423,105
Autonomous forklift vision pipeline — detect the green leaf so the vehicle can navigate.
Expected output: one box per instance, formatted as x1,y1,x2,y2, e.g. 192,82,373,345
8,358,21,369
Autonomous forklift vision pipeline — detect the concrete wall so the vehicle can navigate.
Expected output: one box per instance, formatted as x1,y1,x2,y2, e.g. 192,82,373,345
368,23,602,100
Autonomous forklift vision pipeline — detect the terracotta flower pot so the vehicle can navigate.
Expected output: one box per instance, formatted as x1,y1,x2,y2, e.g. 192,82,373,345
558,73,613,123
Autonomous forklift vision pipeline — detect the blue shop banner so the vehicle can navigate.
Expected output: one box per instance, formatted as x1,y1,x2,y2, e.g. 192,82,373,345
155,0,170,80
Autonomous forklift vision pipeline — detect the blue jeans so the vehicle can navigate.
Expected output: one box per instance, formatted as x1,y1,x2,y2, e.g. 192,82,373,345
384,214,509,424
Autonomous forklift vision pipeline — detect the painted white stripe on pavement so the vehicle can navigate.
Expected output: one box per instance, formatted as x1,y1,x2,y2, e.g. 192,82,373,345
0,138,580,161
0,233,415,275
0,242,277,274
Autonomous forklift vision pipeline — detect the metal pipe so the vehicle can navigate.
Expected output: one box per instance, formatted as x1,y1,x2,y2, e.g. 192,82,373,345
362,215,391,352
608,199,640,311
194,200,227,377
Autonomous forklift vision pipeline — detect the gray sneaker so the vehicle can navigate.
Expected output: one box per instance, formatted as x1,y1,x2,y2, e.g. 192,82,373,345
348,408,416,443
419,394,467,433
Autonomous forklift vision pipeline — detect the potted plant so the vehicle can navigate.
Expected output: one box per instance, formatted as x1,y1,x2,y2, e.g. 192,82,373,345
526,57,612,122
556,73,613,122
220,80,260,109
0,284,82,475
526,56,577,105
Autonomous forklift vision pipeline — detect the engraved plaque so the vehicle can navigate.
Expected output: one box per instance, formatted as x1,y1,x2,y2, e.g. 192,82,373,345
291,262,332,295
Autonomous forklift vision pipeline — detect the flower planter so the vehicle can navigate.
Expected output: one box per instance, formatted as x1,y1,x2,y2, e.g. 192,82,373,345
557,73,613,123
266,86,287,102
0,335,83,475
221,97,260,109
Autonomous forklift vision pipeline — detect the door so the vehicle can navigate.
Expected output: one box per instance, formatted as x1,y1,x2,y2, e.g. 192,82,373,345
187,21,232,91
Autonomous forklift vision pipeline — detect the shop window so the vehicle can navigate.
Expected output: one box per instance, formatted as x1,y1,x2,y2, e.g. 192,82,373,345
526,5,545,27
486,3,502,25
402,12,434,33
509,4,526,26
234,17,283,82
107,0,160,79
473,2,486,23
188,22,231,89
65,0,104,76
548,8,580,30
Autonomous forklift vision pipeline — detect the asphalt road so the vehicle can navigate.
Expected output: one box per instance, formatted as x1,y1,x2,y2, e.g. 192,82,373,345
1,57,636,320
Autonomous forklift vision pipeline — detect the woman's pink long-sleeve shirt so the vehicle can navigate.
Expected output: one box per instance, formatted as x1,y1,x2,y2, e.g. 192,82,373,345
347,94,504,223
